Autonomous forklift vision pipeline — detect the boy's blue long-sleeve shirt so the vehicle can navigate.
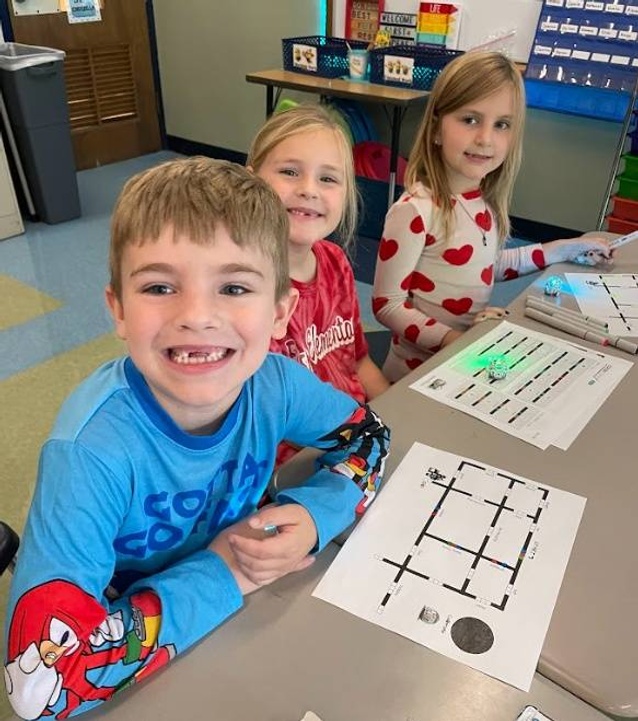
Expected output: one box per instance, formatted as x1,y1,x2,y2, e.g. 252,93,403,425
4,354,390,719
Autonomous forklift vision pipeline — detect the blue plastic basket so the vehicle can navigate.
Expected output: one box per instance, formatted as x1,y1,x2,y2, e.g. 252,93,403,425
369,45,462,90
282,36,368,79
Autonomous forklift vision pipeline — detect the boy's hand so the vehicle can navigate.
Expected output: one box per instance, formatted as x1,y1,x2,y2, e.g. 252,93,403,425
208,524,262,596
227,504,318,587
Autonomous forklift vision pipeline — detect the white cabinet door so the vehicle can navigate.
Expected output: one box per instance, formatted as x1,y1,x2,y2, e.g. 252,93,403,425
0,129,24,241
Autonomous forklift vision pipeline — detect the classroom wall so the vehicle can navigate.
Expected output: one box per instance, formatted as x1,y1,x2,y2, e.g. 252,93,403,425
151,0,322,154
150,1,621,234
511,108,619,232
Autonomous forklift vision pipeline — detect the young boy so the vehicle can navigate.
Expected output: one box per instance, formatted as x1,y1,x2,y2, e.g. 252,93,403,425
3,158,390,720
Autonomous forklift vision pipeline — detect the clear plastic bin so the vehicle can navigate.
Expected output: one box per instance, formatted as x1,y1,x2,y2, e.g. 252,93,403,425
0,42,65,71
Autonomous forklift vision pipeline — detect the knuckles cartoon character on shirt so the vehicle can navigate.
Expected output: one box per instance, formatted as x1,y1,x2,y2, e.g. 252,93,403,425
4,580,175,719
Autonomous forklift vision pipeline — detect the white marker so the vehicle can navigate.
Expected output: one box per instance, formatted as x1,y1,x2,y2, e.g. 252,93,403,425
573,229,638,265
526,295,608,330
609,229,638,250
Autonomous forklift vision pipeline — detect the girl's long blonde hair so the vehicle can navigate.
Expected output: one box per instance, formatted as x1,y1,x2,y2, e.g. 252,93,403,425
404,51,525,243
247,103,358,252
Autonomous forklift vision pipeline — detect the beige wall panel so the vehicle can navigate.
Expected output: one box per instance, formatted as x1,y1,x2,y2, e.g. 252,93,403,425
511,108,620,232
152,0,321,154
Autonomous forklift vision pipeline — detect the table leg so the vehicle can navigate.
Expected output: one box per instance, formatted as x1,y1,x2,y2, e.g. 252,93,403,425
388,106,403,209
266,86,274,117
265,86,284,118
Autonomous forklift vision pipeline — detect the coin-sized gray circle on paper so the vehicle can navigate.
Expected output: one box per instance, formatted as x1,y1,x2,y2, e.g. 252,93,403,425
450,616,494,654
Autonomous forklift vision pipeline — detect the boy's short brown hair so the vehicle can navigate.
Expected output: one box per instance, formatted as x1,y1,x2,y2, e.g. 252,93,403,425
109,157,291,300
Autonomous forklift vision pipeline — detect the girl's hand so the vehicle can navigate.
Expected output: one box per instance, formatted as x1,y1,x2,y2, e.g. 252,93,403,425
543,236,613,267
227,504,317,587
472,307,509,325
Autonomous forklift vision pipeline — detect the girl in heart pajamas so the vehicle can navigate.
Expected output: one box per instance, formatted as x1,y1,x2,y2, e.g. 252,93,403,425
372,51,612,382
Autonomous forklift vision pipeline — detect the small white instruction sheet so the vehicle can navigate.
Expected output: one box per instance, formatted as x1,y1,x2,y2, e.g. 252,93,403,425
314,442,586,692
66,0,101,23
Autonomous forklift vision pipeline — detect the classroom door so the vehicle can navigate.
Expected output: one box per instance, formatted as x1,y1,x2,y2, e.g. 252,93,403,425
9,0,162,170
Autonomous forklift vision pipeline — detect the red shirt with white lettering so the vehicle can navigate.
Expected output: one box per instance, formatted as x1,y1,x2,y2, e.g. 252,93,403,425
271,239,369,403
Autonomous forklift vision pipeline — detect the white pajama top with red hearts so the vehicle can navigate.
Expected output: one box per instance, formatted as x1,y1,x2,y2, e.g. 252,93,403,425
372,183,547,382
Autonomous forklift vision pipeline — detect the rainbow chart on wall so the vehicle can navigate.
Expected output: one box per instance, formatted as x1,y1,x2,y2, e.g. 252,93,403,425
418,2,462,48
565,273,638,337
313,442,586,691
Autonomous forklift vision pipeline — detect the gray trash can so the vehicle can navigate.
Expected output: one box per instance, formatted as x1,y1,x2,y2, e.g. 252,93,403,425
0,42,80,224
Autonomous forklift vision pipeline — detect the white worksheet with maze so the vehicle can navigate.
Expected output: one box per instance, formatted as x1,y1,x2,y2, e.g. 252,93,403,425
313,443,586,692
409,321,631,450
565,273,638,337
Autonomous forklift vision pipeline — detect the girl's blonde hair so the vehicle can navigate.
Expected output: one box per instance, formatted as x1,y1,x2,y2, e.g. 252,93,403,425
247,104,358,251
404,51,525,243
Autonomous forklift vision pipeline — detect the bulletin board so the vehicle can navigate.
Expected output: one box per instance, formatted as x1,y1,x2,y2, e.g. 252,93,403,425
328,0,543,63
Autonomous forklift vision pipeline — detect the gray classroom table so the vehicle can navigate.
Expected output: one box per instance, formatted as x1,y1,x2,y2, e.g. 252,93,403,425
272,236,638,718
73,544,609,721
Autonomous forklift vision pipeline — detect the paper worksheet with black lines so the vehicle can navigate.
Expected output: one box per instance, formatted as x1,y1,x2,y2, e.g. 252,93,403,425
409,321,631,449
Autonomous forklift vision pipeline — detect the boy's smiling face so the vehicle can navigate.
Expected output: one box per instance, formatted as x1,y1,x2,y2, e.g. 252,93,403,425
106,225,296,434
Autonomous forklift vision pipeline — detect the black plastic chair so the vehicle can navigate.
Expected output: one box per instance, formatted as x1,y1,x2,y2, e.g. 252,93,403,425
0,521,19,576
